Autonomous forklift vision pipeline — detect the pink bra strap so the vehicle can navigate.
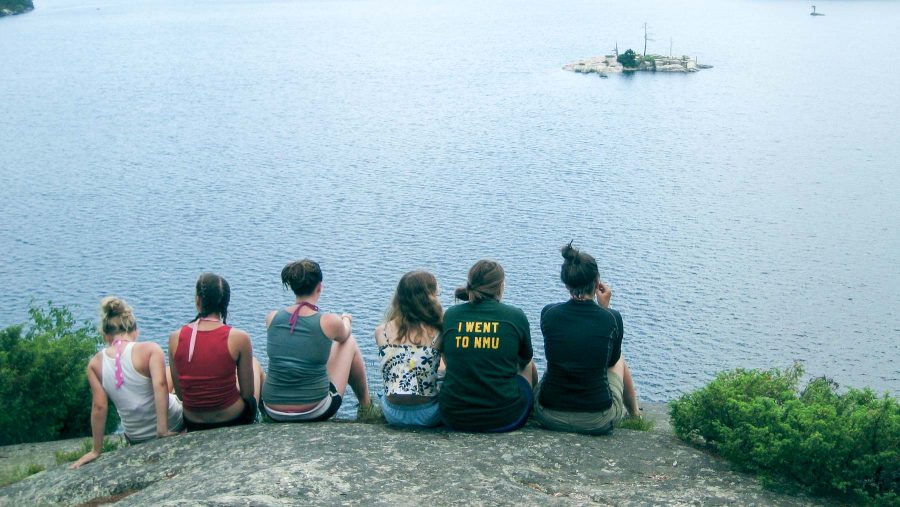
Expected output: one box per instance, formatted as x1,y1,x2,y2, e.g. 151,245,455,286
188,317,221,363
288,302,320,334
111,339,127,389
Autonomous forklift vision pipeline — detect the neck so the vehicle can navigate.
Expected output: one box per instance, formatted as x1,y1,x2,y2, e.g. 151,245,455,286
295,295,319,305
198,313,221,321
571,295,593,302
108,334,134,344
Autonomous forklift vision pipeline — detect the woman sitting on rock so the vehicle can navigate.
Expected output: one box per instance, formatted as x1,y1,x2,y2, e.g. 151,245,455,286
261,260,377,422
439,260,538,432
375,270,444,427
169,273,264,431
71,297,183,468
534,242,641,435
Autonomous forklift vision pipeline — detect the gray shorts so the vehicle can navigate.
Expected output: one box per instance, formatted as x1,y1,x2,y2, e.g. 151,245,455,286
533,370,626,435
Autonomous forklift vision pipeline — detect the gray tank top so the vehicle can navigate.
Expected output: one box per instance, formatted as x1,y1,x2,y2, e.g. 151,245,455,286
262,310,332,404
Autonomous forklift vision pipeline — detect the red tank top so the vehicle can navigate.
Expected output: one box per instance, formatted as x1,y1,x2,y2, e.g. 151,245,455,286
174,324,241,411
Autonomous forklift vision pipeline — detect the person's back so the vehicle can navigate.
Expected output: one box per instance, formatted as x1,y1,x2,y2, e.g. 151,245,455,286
263,310,332,405
440,300,532,429
532,242,641,435
101,342,183,442
539,300,622,412
438,260,537,433
168,273,264,431
260,259,375,423
375,270,445,428
173,324,240,411
71,296,183,469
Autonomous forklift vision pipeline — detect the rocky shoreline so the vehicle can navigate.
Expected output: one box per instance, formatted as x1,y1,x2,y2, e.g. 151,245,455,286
0,0,33,17
564,54,713,76
0,403,831,506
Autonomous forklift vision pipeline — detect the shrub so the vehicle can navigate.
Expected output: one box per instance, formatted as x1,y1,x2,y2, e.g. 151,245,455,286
670,365,899,504
0,304,119,445
617,49,639,69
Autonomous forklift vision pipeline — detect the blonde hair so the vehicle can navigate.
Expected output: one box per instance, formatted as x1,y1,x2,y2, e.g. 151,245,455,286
99,296,137,341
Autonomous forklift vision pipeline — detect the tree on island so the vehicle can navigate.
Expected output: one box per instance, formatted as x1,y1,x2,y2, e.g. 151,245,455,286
617,49,639,69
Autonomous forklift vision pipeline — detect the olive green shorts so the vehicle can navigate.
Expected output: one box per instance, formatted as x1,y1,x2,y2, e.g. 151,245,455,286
533,370,625,435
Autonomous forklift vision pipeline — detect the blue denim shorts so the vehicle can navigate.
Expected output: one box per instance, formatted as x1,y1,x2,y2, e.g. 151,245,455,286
379,395,442,428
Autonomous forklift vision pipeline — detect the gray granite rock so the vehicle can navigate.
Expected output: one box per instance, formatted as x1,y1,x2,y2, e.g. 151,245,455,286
0,403,831,506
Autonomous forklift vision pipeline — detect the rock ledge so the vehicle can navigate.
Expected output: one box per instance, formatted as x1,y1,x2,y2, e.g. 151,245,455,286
0,403,829,506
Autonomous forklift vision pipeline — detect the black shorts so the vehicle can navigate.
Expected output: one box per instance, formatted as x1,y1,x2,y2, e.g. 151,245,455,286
184,397,258,432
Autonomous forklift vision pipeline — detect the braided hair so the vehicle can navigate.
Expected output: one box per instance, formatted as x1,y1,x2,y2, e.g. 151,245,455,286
195,272,231,324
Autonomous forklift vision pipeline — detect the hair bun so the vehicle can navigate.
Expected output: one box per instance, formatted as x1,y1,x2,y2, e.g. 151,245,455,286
100,296,127,317
561,241,580,263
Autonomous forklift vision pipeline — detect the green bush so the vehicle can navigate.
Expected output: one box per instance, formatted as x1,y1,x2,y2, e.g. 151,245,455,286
617,49,639,69
670,365,899,504
0,304,119,445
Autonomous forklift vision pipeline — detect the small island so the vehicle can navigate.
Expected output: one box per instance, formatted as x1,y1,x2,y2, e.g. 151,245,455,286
564,50,713,77
0,0,34,17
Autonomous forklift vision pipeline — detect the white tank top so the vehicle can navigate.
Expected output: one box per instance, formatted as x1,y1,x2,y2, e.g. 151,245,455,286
101,342,184,442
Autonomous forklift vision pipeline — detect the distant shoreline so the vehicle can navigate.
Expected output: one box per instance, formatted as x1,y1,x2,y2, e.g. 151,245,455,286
0,0,34,17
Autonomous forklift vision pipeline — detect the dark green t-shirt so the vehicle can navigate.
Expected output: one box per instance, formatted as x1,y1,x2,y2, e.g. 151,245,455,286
438,300,533,430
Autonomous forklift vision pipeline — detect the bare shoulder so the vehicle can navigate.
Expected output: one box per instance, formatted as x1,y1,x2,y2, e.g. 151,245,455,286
374,323,386,346
228,327,251,346
320,312,342,334
87,352,103,375
265,310,278,328
136,341,164,362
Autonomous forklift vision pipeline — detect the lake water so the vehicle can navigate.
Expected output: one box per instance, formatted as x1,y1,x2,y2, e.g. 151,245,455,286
1,0,898,413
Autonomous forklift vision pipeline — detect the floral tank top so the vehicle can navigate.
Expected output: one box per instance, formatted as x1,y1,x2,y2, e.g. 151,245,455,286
378,331,441,397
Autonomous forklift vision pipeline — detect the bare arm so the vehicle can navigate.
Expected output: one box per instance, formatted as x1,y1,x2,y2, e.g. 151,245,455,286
70,356,107,469
374,324,386,347
146,344,178,437
231,329,255,401
321,313,352,343
596,281,612,309
168,331,182,399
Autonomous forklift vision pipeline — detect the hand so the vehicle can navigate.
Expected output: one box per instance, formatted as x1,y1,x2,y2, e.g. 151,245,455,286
157,431,180,438
340,313,353,325
69,450,100,469
596,282,612,308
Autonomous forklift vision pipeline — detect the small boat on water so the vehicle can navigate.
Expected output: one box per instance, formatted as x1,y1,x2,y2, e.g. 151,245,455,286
811,5,825,16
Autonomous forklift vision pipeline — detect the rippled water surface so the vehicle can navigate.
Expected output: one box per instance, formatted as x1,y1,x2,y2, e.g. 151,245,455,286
2,0,898,411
